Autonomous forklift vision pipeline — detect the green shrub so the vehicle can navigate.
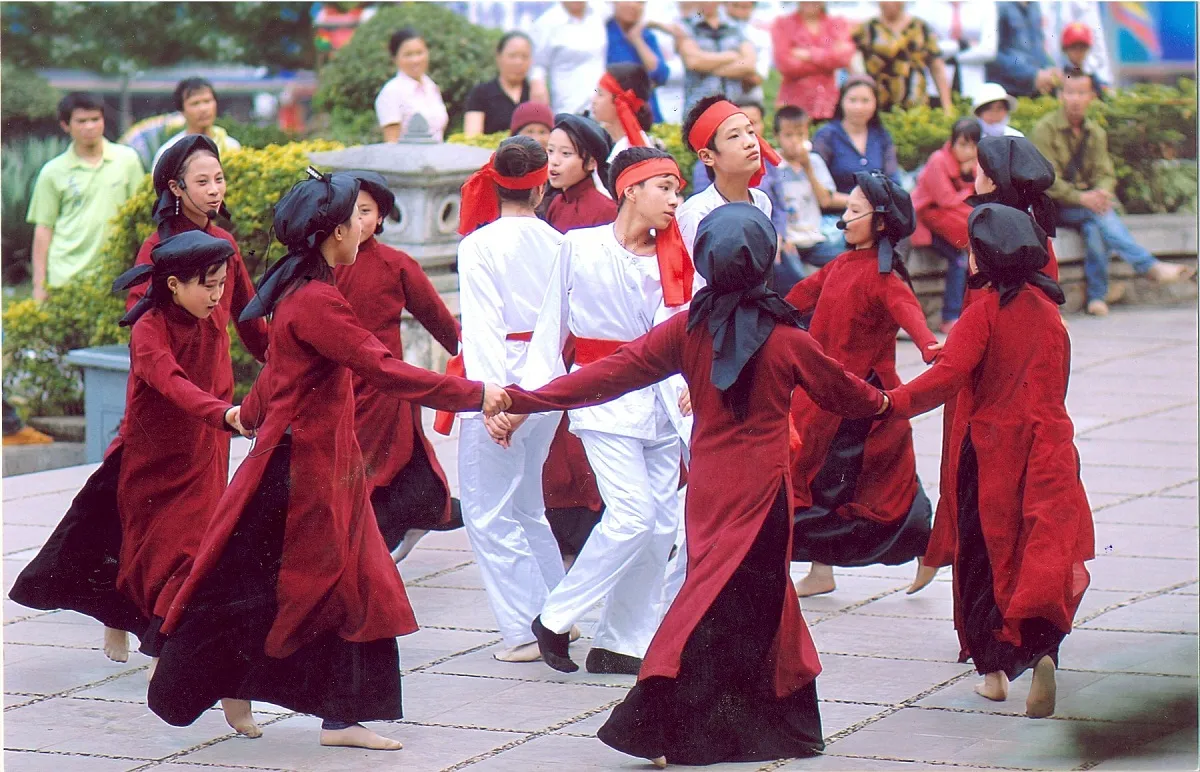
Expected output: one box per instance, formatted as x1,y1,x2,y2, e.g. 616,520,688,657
2,139,343,415
313,3,502,143
1,135,71,284
0,62,60,133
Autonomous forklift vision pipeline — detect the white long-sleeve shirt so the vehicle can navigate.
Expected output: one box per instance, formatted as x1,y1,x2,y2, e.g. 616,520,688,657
676,184,773,256
523,223,694,444
458,216,564,418
530,2,608,116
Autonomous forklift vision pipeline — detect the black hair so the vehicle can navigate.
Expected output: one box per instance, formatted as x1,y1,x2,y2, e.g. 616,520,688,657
389,27,422,58
174,78,216,112
176,148,222,184
605,63,655,132
57,92,105,125
682,94,726,153
1063,66,1095,87
554,122,609,184
608,146,672,204
773,104,809,135
950,117,982,145
494,135,548,203
832,77,884,129
496,30,532,54
150,254,229,304
734,98,765,120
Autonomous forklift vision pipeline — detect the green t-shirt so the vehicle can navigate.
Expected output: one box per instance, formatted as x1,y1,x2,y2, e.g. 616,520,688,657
26,139,146,287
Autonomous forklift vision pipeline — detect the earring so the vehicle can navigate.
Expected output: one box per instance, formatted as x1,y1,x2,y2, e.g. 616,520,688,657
174,197,180,217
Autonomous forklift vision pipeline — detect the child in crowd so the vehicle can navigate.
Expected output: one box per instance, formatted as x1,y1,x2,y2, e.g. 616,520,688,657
509,101,554,147
1058,23,1109,97
772,105,842,294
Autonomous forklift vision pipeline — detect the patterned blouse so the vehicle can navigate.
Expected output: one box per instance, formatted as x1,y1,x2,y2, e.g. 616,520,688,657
853,16,943,112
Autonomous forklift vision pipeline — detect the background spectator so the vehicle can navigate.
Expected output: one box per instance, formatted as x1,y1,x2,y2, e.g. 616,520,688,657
26,93,144,302
509,101,554,146
973,82,1023,137
911,117,980,330
530,2,608,116
988,1,1060,97
1042,1,1114,88
675,1,758,115
591,63,655,161
464,32,534,137
912,0,998,100
375,28,448,142
812,74,901,197
723,1,772,103
689,98,783,228
1056,22,1110,96
772,2,855,121
153,78,242,169
1032,69,1192,316
606,2,670,123
854,2,955,115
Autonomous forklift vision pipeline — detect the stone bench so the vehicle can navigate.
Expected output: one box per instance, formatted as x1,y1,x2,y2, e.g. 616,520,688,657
907,213,1199,317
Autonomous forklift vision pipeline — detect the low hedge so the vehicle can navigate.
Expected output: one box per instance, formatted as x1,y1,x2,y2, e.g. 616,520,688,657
2,139,342,416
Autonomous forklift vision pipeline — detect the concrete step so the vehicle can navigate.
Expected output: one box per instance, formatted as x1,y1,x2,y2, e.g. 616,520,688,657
3,441,86,477
27,415,86,443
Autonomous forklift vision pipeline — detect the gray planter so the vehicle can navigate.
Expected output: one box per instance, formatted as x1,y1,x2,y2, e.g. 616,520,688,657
64,345,130,463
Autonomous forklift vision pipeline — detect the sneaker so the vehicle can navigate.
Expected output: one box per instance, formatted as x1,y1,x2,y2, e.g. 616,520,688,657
1086,299,1109,317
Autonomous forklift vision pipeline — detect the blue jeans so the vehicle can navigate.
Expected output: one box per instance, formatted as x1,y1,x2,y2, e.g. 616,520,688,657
931,236,967,322
772,240,844,296
1056,206,1159,303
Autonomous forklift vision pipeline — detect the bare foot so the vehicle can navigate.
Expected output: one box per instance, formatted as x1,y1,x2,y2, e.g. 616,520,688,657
390,529,429,563
569,625,582,642
222,698,262,738
651,756,667,768
320,724,403,750
974,671,1009,702
1026,656,1057,718
146,657,158,683
493,641,541,662
907,561,938,595
103,627,129,663
794,563,836,597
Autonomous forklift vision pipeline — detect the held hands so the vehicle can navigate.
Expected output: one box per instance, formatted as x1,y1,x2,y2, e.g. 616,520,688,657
482,384,512,418
875,392,891,417
485,412,528,449
923,341,944,364
225,406,254,438
678,386,693,417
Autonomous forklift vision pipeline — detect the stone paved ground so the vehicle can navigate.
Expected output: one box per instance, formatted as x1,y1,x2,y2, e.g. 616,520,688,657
3,305,1197,772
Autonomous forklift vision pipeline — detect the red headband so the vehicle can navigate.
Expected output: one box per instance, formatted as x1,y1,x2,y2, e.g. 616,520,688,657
613,157,693,307
599,72,648,149
686,99,781,187
458,154,549,235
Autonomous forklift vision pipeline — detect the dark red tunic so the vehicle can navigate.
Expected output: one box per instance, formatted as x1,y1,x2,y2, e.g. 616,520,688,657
785,247,938,523
161,279,485,658
888,285,1093,649
546,177,618,232
334,237,460,524
506,312,885,696
117,303,235,620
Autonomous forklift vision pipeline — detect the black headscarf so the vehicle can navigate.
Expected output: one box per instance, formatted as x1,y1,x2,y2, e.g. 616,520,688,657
112,230,235,327
554,113,613,168
238,168,360,322
152,134,232,229
341,170,400,235
966,203,1065,307
687,203,806,421
969,136,1058,237
853,170,915,278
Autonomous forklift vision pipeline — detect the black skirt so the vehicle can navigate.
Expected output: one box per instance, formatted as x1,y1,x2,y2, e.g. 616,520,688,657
598,488,824,765
147,436,402,727
791,371,932,567
370,438,462,552
956,434,1064,679
8,448,148,635
546,505,604,558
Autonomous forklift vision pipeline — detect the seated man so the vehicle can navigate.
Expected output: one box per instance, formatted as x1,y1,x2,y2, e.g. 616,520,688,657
1031,68,1191,316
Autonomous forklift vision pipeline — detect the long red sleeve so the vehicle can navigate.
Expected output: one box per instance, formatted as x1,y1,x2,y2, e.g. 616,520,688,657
399,256,461,355
130,318,232,430
880,275,939,362
785,264,831,315
226,247,270,362
887,301,992,418
784,327,885,418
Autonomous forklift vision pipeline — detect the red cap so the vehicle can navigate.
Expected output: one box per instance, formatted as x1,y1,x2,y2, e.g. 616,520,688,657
509,101,554,134
1061,22,1093,49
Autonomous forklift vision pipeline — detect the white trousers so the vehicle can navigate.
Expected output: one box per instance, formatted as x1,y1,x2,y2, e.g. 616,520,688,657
541,423,682,658
458,413,564,647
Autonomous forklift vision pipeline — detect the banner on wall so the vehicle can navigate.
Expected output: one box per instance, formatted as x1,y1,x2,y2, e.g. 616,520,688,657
1107,1,1196,64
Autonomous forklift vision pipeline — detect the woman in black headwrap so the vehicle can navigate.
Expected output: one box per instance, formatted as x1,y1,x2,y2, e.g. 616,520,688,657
146,169,510,751
499,203,889,765
784,170,941,598
886,204,1090,719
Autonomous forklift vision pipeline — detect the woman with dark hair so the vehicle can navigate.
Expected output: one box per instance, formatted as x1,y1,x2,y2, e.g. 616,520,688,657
464,31,535,137
785,171,941,598
147,169,508,750
499,203,889,765
590,63,654,162
545,113,616,230
376,28,448,142
912,117,983,332
335,171,462,562
811,75,902,198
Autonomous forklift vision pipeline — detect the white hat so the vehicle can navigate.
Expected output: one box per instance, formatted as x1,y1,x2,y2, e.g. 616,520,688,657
972,83,1019,115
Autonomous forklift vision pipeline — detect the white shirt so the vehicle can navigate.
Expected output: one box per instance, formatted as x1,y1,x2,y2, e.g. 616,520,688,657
608,132,655,164
374,72,449,141
676,183,773,255
458,216,564,416
912,0,999,99
523,223,693,443
530,2,608,115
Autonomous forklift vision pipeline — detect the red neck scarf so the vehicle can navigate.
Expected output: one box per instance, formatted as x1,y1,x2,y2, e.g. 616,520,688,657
458,154,549,235
614,157,693,307
599,72,648,150
686,99,781,187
